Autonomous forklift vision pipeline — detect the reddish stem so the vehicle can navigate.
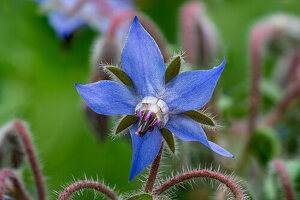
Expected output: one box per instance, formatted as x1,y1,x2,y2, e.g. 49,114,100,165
248,24,274,133
262,82,300,126
0,169,31,200
180,1,200,65
153,170,244,200
144,141,164,193
273,160,295,200
236,25,275,172
107,11,170,62
287,50,300,87
58,180,119,200
262,49,300,126
14,121,46,200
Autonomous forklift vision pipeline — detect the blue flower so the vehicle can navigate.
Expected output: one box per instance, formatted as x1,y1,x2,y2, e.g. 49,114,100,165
47,10,85,39
32,0,134,39
75,17,234,181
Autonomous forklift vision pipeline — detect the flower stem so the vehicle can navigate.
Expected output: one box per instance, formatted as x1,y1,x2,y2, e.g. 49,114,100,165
14,121,46,200
144,141,164,193
248,24,273,133
237,25,274,172
0,169,31,200
58,180,119,200
273,160,295,200
262,83,300,126
261,50,300,127
153,170,244,200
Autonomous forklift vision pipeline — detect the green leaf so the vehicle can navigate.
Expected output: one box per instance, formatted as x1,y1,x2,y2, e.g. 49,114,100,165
126,193,153,200
115,115,138,135
165,56,181,83
183,110,215,126
162,128,175,153
105,66,134,88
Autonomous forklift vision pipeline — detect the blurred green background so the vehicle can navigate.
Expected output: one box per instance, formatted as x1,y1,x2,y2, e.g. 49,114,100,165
0,0,300,199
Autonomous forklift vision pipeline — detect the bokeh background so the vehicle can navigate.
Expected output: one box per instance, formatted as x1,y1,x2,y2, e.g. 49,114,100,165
0,0,300,199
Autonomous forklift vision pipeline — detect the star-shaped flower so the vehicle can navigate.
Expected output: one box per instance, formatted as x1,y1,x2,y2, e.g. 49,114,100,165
75,17,234,181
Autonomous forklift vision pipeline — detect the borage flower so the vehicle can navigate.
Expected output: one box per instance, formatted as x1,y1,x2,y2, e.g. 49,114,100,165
34,0,134,39
75,17,234,181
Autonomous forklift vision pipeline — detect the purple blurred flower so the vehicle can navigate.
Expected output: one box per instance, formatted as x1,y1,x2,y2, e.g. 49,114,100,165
47,10,85,39
75,17,234,181
33,0,134,39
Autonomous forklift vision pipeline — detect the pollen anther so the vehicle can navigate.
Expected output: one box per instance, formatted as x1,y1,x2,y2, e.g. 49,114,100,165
135,96,169,137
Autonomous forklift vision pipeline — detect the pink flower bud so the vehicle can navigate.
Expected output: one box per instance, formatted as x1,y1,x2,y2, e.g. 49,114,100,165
180,1,220,68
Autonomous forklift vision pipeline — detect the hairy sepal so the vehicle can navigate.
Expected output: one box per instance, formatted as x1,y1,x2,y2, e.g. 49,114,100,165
105,66,134,88
165,56,181,83
115,115,138,135
161,129,175,154
183,110,215,126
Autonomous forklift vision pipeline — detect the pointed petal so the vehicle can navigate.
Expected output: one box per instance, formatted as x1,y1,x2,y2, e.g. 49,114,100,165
165,114,234,158
75,80,138,115
208,141,235,158
121,17,166,98
129,121,162,181
162,59,225,114
165,114,210,146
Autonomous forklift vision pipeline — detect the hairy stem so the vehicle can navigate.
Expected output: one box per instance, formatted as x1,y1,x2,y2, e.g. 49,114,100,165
58,180,119,200
153,170,244,200
287,50,300,87
144,141,164,193
262,83,300,126
248,24,273,133
180,1,199,65
237,25,274,172
273,160,295,200
14,121,46,200
0,169,31,200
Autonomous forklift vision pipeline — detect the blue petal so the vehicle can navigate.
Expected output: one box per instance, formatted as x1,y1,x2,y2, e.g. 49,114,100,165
165,114,234,158
75,80,138,115
208,141,235,158
162,58,225,114
121,17,166,98
48,11,85,39
129,121,162,181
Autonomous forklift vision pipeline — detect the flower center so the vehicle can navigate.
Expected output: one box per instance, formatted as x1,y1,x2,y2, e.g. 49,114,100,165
135,97,169,137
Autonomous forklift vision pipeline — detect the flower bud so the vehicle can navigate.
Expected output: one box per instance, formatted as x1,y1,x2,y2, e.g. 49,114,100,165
180,1,220,68
250,14,300,65
84,36,122,141
0,122,25,169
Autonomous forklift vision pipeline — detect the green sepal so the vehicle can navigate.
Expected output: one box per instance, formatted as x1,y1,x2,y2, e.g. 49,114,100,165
162,128,175,153
165,56,181,83
183,110,215,126
115,115,138,135
126,193,153,200
105,66,134,88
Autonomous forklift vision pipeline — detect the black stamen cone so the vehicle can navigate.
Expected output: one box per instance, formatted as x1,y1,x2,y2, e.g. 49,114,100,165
137,111,156,138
